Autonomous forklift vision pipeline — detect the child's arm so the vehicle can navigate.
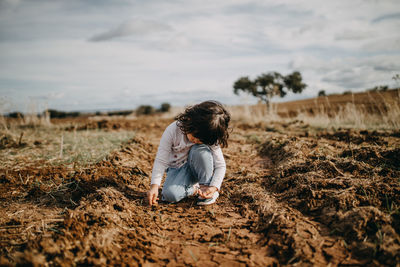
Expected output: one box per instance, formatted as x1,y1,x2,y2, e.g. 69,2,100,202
148,123,175,205
147,184,160,205
208,146,226,190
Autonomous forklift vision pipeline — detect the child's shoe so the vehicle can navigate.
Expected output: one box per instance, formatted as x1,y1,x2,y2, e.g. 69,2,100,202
197,191,219,205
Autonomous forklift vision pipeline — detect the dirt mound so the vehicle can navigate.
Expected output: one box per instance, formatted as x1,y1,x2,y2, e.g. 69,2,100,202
232,184,349,265
12,186,145,266
257,127,400,265
317,129,391,145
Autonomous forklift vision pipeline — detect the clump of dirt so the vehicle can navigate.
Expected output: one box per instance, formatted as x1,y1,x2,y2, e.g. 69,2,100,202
340,147,400,171
259,138,293,164
326,206,399,265
317,129,389,145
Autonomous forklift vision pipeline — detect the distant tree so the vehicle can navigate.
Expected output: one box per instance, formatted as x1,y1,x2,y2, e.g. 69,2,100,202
233,71,306,106
393,74,400,89
380,85,389,91
46,109,65,118
159,103,171,113
46,109,80,118
318,90,326,97
107,110,133,116
342,91,352,95
6,112,24,118
136,105,155,116
368,85,389,92
69,111,81,117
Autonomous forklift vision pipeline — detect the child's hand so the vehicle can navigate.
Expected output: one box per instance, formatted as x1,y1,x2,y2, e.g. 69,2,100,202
198,185,218,199
147,184,159,206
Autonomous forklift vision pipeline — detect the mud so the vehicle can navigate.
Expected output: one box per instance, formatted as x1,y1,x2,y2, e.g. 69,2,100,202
0,117,399,266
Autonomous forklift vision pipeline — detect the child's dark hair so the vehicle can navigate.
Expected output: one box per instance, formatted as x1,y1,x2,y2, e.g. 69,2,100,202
176,100,231,147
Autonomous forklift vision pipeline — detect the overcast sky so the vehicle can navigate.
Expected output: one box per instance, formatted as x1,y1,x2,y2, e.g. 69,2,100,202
0,0,399,112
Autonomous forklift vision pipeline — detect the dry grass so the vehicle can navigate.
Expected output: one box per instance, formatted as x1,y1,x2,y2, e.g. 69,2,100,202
0,118,135,170
296,102,400,129
228,89,400,130
228,103,280,124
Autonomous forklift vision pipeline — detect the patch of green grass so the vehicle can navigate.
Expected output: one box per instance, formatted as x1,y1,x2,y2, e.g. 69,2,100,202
59,130,135,166
246,134,261,144
1,125,135,169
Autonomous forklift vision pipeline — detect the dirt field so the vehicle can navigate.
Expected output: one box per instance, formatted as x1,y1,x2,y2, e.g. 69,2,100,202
0,116,399,266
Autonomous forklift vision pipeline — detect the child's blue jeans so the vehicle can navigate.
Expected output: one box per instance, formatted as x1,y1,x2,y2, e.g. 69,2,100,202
162,144,214,202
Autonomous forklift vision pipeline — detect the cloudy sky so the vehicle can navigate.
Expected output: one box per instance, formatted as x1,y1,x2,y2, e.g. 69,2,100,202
0,0,399,112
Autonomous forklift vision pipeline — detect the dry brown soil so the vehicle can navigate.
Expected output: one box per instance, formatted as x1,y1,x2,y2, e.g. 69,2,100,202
0,117,399,266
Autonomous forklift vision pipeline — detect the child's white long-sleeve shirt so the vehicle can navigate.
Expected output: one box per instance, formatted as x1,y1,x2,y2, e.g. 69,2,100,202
150,121,226,190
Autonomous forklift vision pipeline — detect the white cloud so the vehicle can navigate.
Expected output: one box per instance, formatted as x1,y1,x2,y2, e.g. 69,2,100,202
89,19,173,42
289,54,400,93
54,91,67,99
363,37,400,52
334,29,374,41
0,0,20,8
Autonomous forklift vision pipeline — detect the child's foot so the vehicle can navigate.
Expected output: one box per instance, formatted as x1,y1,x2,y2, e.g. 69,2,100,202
197,191,219,205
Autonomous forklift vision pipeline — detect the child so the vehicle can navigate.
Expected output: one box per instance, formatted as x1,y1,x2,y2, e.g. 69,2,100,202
147,100,230,206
